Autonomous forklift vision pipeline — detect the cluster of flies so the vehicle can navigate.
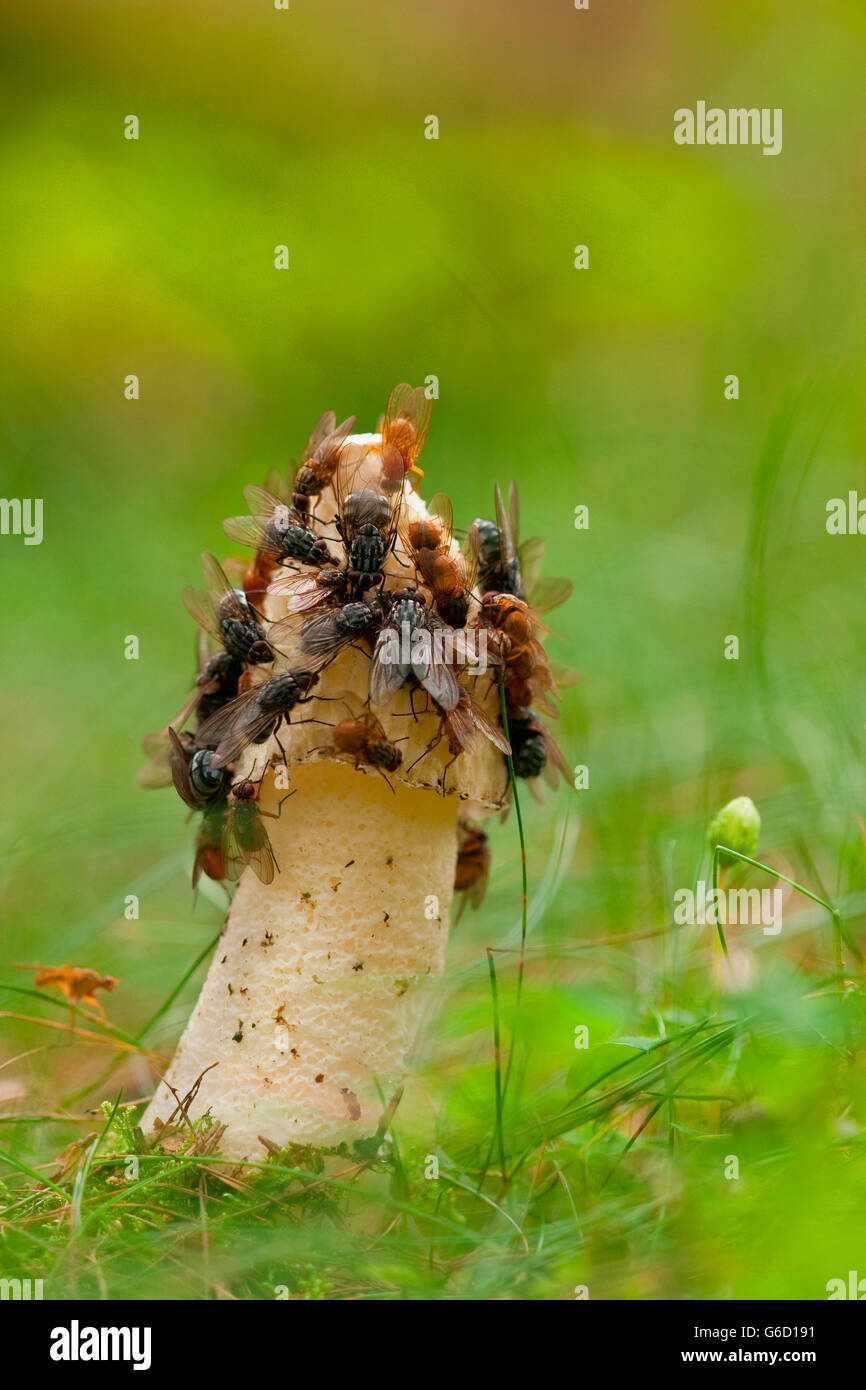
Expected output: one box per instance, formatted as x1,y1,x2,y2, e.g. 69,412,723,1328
140,384,575,912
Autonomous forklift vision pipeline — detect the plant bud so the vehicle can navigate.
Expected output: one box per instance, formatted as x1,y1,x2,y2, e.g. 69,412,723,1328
707,796,761,867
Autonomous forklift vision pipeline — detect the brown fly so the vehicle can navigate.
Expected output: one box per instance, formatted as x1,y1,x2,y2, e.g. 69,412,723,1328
292,413,356,501
479,592,573,719
454,820,491,918
193,778,278,888
404,686,510,787
308,692,403,780
377,383,432,493
14,964,118,1019
398,492,479,628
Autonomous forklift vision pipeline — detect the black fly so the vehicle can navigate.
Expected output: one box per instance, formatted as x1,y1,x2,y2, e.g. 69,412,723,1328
224,485,336,570
183,553,273,664
369,587,462,711
195,668,320,769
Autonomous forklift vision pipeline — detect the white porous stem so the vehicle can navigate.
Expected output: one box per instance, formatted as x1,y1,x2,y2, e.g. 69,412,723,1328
145,761,458,1156
144,441,507,1158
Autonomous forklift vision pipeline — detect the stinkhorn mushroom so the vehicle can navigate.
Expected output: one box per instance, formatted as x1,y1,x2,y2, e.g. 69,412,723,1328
141,387,572,1159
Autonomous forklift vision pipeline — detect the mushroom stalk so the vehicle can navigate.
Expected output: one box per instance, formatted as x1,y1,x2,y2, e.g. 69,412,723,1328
143,423,509,1160
144,761,458,1157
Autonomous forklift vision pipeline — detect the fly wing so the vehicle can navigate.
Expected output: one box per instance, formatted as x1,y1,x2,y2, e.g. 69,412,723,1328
548,659,581,689
466,858,490,910
266,608,311,662
528,776,548,805
519,535,546,598
201,550,235,598
531,687,560,720
541,723,572,783
164,683,207,733
299,610,360,664
155,724,184,760
415,623,461,710
196,687,272,767
369,627,407,706
446,622,490,676
267,571,330,609
221,555,250,592
223,513,270,550
242,485,282,519
201,551,253,625
137,730,172,789
263,466,290,502
460,522,480,592
494,483,516,564
303,410,337,460
224,803,277,885
444,699,476,752
506,480,520,551
421,664,460,713
182,584,222,644
463,520,484,584
223,487,284,551
529,574,573,615
467,694,511,753
426,492,454,543
313,414,355,463
309,416,357,491
168,727,197,807
382,383,432,473
137,759,172,790
397,494,448,563
195,629,212,676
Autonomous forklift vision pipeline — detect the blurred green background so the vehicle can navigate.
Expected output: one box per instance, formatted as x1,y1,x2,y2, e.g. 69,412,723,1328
2,0,866,1300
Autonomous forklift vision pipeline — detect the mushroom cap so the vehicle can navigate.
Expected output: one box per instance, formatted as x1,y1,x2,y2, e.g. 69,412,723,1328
233,436,509,819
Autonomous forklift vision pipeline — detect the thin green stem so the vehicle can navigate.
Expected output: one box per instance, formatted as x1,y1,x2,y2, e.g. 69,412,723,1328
710,849,728,956
498,679,529,1006
711,845,860,964
486,948,507,1178
70,1090,122,1229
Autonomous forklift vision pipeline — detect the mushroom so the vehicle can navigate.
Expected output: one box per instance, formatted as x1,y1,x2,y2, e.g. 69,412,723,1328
143,412,515,1159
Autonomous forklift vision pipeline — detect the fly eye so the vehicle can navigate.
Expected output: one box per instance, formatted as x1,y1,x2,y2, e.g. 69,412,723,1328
248,641,272,662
